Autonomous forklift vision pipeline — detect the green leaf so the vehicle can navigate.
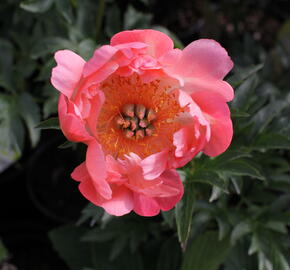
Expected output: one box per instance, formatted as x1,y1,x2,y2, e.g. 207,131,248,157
190,170,228,192
58,140,77,149
124,5,152,29
36,117,60,130
231,74,259,109
227,64,264,88
224,239,257,270
218,160,265,180
49,225,93,270
20,0,54,13
253,133,290,150
55,0,74,24
0,240,8,263
18,92,41,147
77,203,104,227
175,179,195,248
31,37,75,59
181,231,230,270
231,222,251,245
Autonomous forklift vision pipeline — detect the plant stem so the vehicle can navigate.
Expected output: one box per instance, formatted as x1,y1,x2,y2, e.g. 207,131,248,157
95,0,106,41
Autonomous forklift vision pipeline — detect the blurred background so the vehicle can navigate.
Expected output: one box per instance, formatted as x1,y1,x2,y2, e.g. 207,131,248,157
0,0,290,269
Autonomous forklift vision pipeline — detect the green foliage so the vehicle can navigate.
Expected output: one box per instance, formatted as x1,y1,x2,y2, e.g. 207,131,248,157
1,0,290,269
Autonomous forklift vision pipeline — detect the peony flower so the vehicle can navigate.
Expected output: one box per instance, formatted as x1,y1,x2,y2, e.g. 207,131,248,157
51,29,234,216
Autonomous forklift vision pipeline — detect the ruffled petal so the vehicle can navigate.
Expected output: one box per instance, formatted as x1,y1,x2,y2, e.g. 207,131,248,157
101,186,134,216
83,45,118,77
51,50,85,98
141,150,169,180
111,29,174,58
133,193,160,216
58,94,92,142
155,169,184,211
192,91,233,156
86,141,112,199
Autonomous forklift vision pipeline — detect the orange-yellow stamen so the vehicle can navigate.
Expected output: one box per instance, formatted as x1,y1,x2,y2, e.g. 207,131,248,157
96,74,184,159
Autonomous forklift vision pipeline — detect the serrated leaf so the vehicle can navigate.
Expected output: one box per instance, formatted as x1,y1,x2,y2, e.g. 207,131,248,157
36,117,60,130
175,180,195,248
20,0,54,13
181,231,230,270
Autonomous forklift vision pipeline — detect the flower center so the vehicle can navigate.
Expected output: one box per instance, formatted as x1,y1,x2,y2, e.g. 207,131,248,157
96,74,184,159
114,104,156,140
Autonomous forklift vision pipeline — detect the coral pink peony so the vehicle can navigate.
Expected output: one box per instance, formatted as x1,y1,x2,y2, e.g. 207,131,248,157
51,29,234,216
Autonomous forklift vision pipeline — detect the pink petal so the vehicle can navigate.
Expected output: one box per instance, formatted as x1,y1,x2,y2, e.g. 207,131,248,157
71,162,87,182
110,29,174,58
184,78,234,102
83,45,118,77
155,169,184,211
84,90,105,138
141,150,169,180
101,186,134,216
78,178,105,206
51,50,85,98
86,141,112,199
58,94,92,142
133,194,160,216
192,91,233,156
178,39,233,79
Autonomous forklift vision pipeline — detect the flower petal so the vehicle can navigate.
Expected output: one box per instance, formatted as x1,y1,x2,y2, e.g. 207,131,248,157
155,169,184,211
101,186,134,216
110,29,174,58
141,150,168,180
58,94,92,142
192,91,233,156
133,194,160,216
83,45,118,77
178,39,233,79
86,141,112,199
51,50,85,98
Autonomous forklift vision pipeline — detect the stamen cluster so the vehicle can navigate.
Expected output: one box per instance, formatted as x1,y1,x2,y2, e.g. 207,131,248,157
115,104,157,139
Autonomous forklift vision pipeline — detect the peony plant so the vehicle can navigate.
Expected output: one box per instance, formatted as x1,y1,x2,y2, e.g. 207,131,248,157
51,29,234,216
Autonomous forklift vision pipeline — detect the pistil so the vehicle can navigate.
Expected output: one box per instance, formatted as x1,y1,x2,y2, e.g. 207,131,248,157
115,103,157,139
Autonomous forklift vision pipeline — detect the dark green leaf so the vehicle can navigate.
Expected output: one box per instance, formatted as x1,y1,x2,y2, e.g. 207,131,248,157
231,221,251,245
49,225,93,270
218,160,265,180
190,170,228,192
253,133,290,150
175,179,195,248
227,64,263,88
181,231,230,270
20,0,54,13
18,92,41,147
36,117,60,130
